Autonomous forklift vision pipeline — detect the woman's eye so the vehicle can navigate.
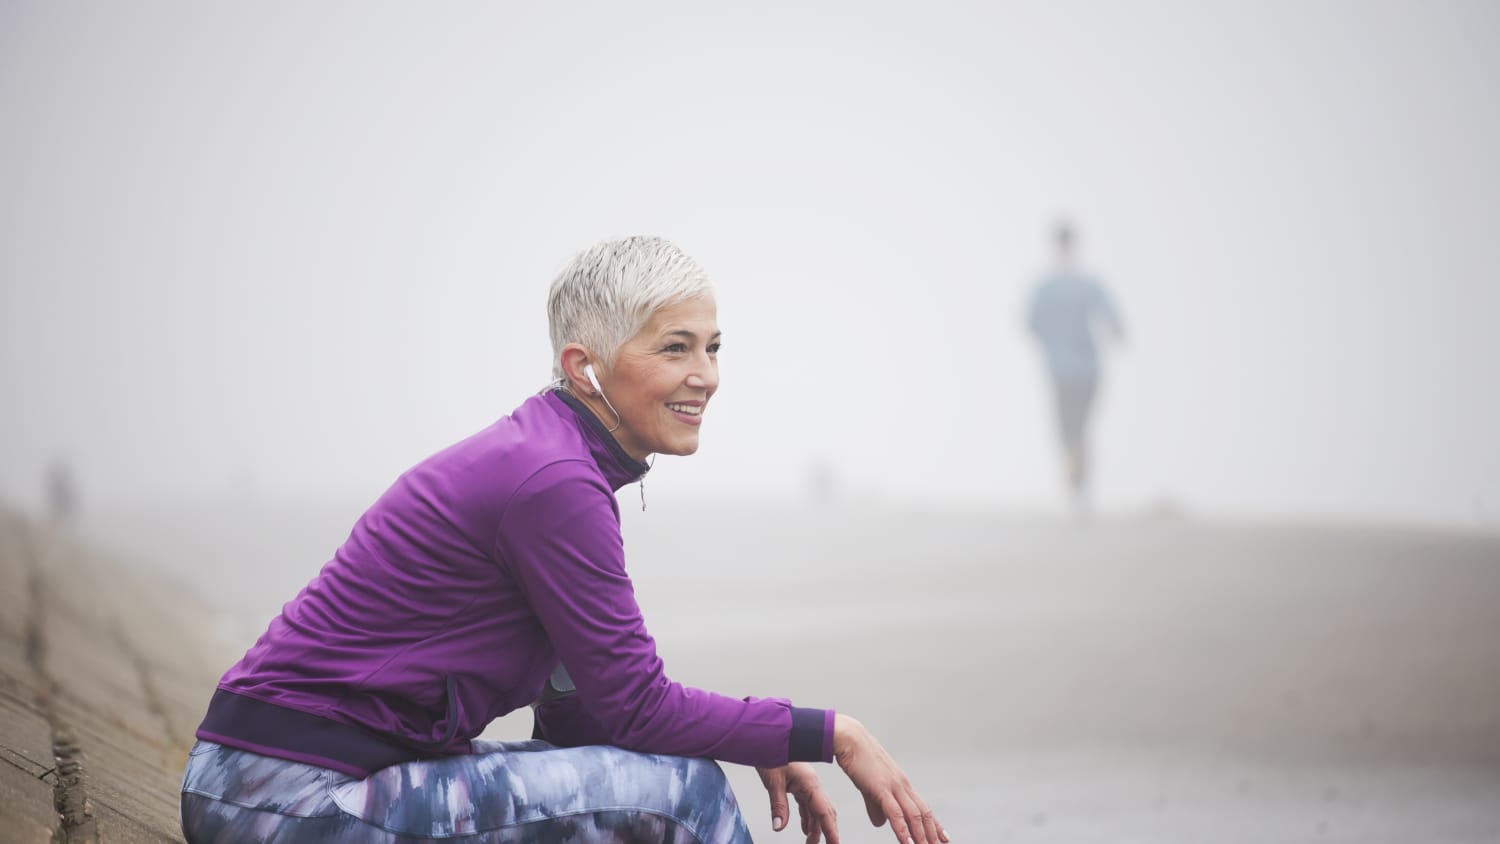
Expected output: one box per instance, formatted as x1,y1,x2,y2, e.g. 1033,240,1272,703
707,342,721,354
663,343,687,353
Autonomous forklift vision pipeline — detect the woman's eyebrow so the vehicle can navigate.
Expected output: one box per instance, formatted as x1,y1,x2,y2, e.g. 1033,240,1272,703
660,329,723,340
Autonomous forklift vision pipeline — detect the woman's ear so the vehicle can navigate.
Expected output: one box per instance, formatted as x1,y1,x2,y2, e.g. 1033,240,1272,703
559,345,593,394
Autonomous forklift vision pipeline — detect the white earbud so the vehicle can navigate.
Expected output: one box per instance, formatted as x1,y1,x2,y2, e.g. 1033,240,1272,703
582,362,622,433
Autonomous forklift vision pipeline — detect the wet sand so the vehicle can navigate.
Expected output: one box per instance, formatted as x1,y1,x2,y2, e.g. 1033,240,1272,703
7,501,1499,842
614,506,1500,843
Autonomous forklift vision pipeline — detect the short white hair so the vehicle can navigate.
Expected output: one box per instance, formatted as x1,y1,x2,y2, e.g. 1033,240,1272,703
547,236,714,380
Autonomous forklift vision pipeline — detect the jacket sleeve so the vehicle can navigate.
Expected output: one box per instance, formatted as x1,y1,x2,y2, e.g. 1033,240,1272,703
496,460,832,768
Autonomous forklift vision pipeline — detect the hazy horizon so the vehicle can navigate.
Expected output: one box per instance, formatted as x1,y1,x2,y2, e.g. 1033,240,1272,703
4,2,1498,529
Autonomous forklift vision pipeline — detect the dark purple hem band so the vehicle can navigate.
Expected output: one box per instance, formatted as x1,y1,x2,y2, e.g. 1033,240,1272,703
198,689,445,778
194,730,373,779
788,706,829,763
822,709,836,763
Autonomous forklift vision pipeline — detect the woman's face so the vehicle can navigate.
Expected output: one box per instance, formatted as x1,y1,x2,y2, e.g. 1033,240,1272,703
598,295,720,461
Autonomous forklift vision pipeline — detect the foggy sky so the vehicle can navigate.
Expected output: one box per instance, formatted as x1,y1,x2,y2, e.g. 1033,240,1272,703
3,1,1498,526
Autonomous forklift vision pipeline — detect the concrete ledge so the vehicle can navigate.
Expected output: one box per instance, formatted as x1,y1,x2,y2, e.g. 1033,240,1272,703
0,760,59,844
0,511,226,843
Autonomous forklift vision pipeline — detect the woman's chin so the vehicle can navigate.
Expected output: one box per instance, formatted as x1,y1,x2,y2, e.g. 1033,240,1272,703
661,437,701,457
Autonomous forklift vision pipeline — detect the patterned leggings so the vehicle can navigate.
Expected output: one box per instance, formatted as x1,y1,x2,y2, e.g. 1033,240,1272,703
180,739,753,843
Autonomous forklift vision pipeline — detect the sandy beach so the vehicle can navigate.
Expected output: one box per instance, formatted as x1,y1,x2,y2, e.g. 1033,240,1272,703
616,505,1500,843
6,499,1498,842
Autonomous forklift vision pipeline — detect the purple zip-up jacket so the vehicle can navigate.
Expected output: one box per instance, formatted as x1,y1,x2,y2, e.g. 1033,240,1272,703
197,390,833,777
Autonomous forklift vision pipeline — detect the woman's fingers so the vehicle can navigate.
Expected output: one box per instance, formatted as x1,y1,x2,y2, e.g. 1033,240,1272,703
788,771,839,844
912,803,936,844
762,767,789,831
812,798,839,844
885,790,945,844
883,794,918,844
916,801,941,844
902,789,947,844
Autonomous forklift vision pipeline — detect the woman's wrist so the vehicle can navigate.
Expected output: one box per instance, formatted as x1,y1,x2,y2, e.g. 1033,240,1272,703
832,713,867,768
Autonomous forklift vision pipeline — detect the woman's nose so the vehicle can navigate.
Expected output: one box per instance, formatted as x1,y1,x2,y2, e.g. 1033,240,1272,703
686,358,718,392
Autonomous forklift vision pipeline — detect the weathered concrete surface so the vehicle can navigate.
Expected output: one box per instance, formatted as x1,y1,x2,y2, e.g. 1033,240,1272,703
0,511,228,843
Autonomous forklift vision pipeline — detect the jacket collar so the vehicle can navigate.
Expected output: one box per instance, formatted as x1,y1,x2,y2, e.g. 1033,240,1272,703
546,389,651,491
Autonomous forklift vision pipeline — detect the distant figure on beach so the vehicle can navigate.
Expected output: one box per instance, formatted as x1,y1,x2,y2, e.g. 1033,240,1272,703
45,458,77,526
183,237,947,844
1027,221,1125,508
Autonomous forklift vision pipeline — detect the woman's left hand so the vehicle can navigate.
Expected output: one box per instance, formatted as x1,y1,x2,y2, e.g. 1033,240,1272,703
757,762,841,844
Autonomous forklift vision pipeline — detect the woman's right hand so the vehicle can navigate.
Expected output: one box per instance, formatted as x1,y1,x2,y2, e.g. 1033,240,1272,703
832,714,949,844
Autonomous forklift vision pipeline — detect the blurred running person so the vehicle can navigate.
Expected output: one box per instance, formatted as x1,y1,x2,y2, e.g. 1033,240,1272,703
1026,221,1125,509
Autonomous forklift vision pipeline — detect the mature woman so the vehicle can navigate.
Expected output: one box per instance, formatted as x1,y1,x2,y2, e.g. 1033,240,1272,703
182,237,947,844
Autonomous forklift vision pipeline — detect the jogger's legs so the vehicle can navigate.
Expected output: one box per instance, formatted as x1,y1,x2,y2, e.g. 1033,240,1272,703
1053,377,1098,500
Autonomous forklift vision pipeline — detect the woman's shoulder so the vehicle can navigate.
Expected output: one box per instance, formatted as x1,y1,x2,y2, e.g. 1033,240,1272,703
387,393,600,505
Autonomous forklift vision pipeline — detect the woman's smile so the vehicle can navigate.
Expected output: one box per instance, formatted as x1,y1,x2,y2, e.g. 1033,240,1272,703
665,401,704,423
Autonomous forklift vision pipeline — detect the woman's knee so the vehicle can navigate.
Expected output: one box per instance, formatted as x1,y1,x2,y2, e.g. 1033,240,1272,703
639,755,749,844
676,756,733,797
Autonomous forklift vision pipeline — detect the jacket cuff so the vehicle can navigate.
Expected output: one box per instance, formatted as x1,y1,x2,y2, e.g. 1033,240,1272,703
789,707,834,763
